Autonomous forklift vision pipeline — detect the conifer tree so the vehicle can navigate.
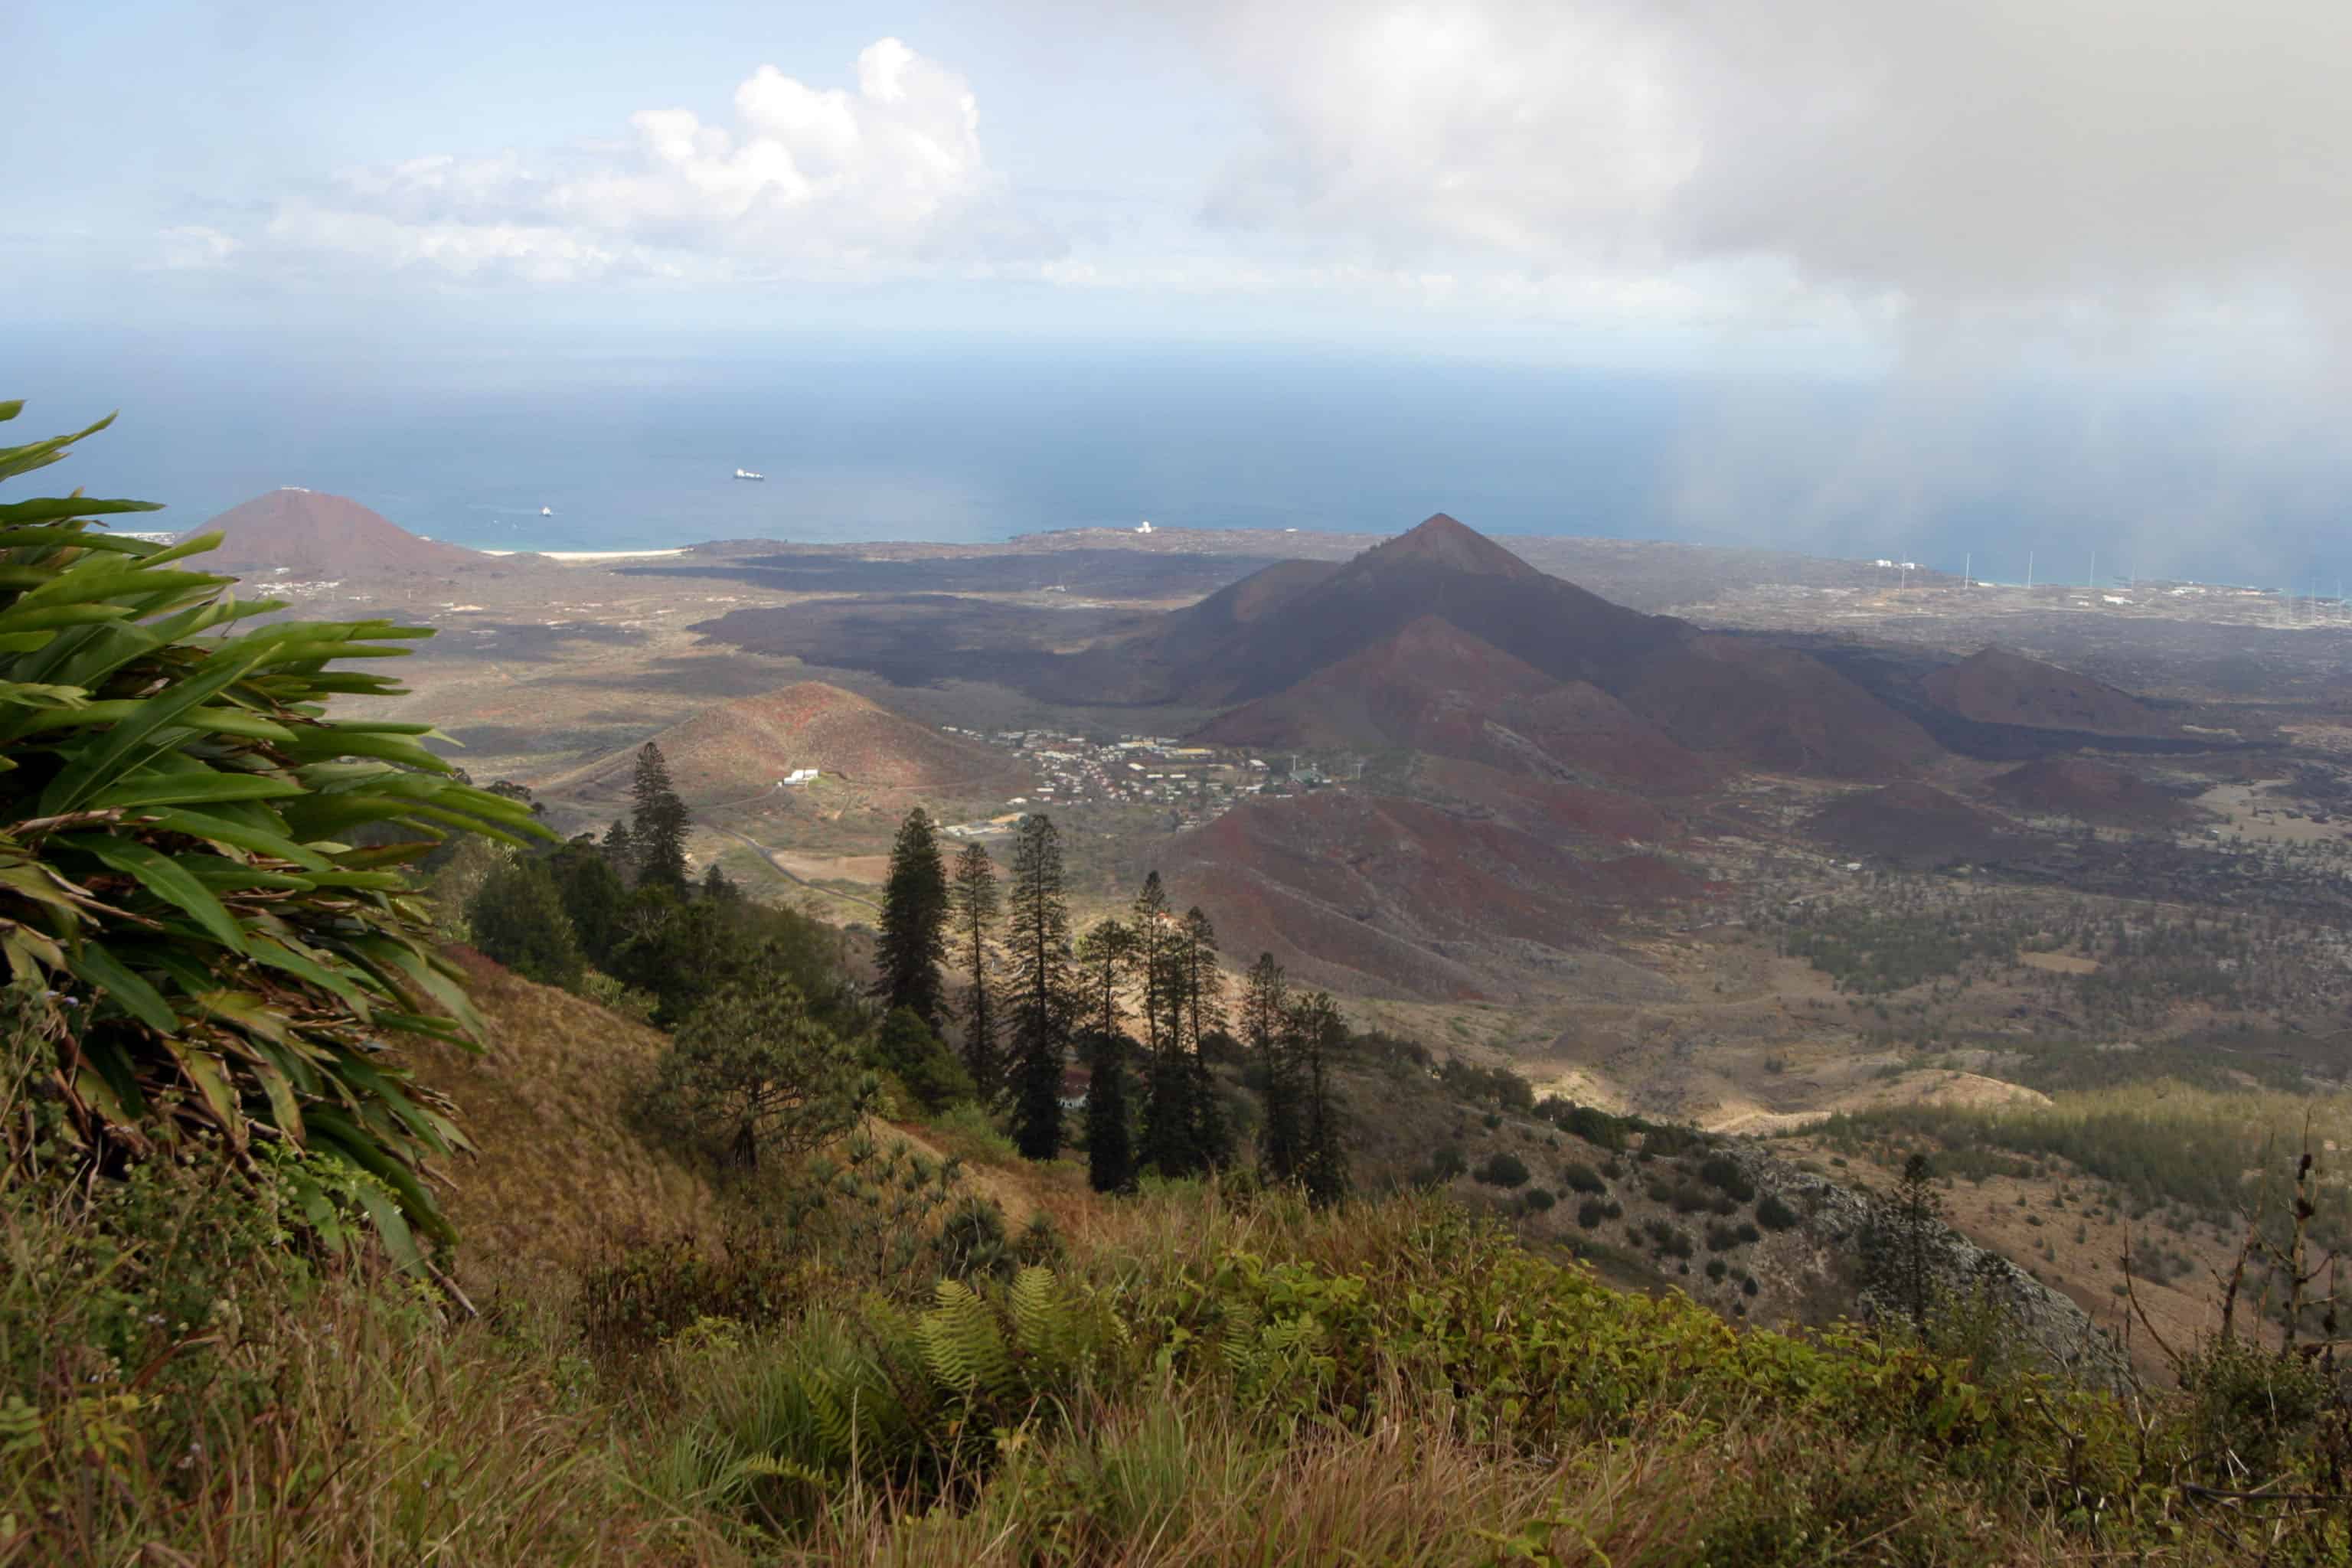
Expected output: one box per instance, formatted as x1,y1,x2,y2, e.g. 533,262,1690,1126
948,843,1002,1099
629,742,691,892
1006,814,1072,1160
1179,907,1232,1168
1289,989,1351,1207
1083,1029,1135,1194
701,861,741,902
1133,873,1197,1176
1076,918,1135,1040
1244,953,1302,1182
601,818,638,882
874,807,951,1031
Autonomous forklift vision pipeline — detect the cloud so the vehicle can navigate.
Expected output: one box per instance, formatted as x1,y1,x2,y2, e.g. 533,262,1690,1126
251,39,1057,283
1182,0,2352,318
154,225,240,271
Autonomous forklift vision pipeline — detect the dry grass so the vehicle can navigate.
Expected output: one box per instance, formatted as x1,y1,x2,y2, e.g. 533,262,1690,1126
397,947,718,1279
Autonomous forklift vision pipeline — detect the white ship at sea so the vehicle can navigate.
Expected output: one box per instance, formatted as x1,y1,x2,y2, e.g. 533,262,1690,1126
734,468,766,481
541,506,554,517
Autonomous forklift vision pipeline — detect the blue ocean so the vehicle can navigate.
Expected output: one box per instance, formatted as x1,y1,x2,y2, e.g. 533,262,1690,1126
6,328,2341,589
13,332,1694,555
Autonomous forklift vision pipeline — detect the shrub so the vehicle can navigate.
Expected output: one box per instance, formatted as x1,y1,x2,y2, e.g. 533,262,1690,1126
1520,1187,1556,1214
1698,1154,1756,1202
0,405,544,1255
871,1005,977,1112
1561,1161,1606,1194
1704,1221,1744,1253
1756,1192,1802,1232
466,854,583,988
1474,1151,1530,1188
1706,1258,1729,1281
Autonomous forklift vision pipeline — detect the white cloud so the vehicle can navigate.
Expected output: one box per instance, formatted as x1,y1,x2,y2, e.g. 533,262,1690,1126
1181,0,2352,320
250,39,1056,283
154,225,240,271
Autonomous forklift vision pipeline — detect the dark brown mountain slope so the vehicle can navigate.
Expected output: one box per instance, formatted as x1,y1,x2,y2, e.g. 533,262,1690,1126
1165,515,1938,780
1989,759,2199,827
1810,782,2046,871
1922,648,2183,740
1160,791,1704,1001
1196,615,1719,795
187,489,491,577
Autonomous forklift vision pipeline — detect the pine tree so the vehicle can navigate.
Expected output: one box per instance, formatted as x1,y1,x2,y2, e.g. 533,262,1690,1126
1083,1028,1135,1194
1076,918,1135,1040
630,742,691,892
1006,815,1071,1161
874,807,951,1031
1179,907,1232,1168
1133,873,1195,1177
701,861,741,902
1243,953,1301,1182
601,818,638,883
948,843,1002,1099
1289,989,1351,1207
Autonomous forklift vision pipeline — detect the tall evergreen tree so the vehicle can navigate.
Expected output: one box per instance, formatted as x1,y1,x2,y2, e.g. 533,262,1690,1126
1083,1029,1135,1194
629,742,691,892
1132,872,1196,1176
1178,907,1232,1168
601,818,638,883
948,843,1002,1099
1289,989,1351,1207
1076,918,1135,1040
874,807,951,1031
1006,814,1072,1160
701,861,741,903
1244,953,1302,1183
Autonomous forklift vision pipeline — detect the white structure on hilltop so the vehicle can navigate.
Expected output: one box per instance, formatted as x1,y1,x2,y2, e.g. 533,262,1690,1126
1136,519,1153,534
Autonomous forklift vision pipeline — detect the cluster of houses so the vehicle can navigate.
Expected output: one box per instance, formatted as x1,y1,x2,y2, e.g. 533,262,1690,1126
936,727,1286,831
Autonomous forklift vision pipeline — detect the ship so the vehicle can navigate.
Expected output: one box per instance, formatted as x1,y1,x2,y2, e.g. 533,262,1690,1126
541,506,554,517
734,468,766,481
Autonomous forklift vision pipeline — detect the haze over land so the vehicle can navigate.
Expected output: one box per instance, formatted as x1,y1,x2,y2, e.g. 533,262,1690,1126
17,5,2352,1558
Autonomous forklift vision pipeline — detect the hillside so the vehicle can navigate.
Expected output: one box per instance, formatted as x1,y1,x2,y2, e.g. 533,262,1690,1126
1161,790,1704,1001
542,681,1028,808
1195,615,1719,795
1989,757,2200,826
185,487,492,577
1166,515,1937,781
394,947,717,1273
1922,647,2184,739
1810,781,2046,870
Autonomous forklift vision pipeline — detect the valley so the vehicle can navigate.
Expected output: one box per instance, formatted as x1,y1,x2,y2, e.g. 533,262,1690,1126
198,485,2352,1354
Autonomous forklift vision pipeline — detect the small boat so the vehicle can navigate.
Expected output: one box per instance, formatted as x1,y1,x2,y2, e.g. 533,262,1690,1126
541,506,554,517
734,468,766,482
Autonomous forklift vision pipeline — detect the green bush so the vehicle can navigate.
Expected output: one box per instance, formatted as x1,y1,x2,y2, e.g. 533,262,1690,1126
1474,1151,1530,1188
1561,1161,1606,1194
0,405,543,1255
1756,1193,1802,1232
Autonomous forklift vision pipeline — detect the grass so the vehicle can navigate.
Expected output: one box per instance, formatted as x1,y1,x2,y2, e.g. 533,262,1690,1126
1817,1083,2352,1238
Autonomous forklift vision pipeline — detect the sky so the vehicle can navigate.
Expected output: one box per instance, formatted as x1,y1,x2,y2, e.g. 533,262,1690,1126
8,1,2352,577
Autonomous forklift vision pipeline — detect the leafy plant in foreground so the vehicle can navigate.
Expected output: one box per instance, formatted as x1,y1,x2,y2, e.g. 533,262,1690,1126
0,403,543,1256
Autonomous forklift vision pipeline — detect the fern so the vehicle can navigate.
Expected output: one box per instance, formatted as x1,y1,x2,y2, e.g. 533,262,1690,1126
918,1277,1018,1397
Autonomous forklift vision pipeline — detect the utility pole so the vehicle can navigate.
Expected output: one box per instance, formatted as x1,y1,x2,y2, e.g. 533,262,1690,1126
1963,551,1971,590
2027,550,2034,590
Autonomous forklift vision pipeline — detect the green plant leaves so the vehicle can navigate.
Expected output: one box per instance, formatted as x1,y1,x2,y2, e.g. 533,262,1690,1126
0,400,553,1266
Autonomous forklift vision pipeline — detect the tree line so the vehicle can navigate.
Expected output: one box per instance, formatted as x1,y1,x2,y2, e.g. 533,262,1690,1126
874,807,1347,1203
